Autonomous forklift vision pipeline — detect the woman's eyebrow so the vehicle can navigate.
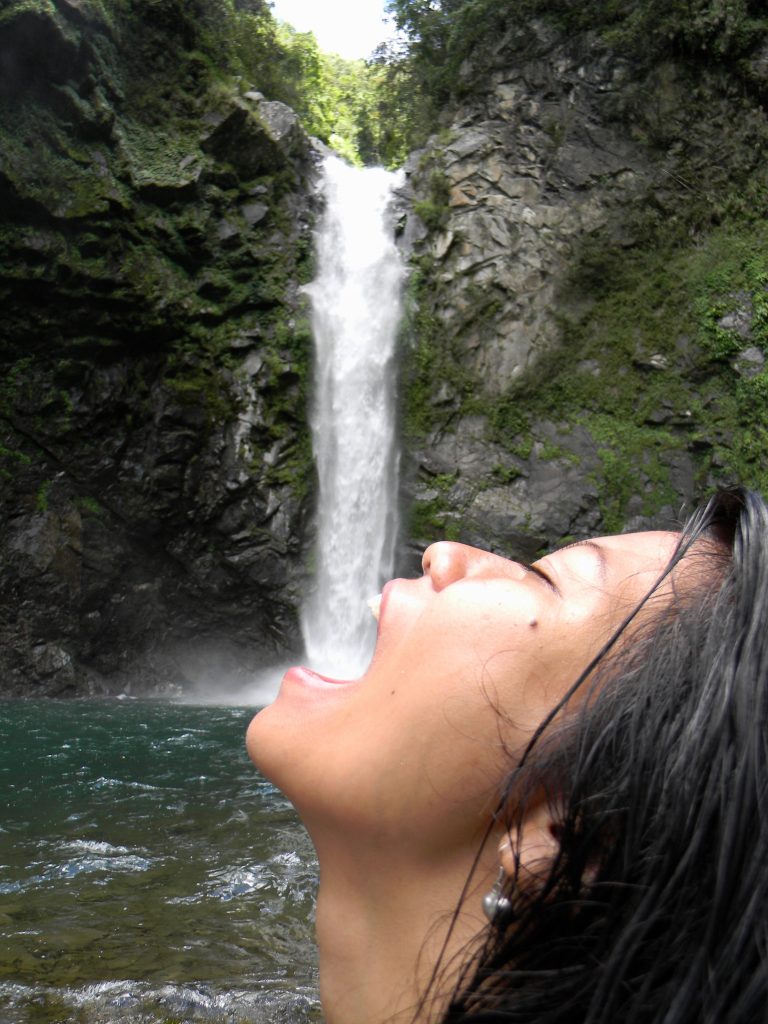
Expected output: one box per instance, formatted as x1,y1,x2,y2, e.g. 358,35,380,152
555,540,608,583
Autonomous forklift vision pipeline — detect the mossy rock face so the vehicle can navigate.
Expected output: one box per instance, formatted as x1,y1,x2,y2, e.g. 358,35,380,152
0,0,319,695
397,20,768,565
0,2,83,87
201,97,305,178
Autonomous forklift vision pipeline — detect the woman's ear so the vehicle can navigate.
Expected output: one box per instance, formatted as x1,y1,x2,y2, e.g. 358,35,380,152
499,800,561,893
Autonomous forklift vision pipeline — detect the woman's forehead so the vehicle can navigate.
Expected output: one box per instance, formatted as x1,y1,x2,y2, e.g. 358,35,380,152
534,532,684,607
543,531,680,575
581,530,727,601
588,530,680,563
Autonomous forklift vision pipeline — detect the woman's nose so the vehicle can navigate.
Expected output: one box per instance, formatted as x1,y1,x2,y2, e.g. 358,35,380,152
423,542,518,590
422,542,473,591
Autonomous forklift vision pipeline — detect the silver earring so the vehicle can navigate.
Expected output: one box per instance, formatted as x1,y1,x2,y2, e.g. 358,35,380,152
482,867,513,923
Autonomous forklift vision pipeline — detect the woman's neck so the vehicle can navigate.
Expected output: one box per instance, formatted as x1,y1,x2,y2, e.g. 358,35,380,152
312,840,498,1024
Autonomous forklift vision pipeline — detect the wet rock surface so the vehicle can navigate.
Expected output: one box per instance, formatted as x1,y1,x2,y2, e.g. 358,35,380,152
396,19,768,562
0,0,319,695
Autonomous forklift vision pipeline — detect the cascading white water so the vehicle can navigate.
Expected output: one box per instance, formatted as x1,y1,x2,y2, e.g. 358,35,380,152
300,155,405,678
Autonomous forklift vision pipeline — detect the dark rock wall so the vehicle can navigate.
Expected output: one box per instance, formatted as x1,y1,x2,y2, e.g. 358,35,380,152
397,19,768,566
0,0,319,695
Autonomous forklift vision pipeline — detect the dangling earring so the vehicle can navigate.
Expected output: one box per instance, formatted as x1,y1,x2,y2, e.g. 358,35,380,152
482,867,513,924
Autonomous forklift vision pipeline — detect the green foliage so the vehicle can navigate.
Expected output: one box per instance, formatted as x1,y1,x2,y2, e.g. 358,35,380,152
35,479,52,512
410,491,461,542
400,260,481,441
366,42,439,167
0,436,33,481
491,463,522,484
487,397,533,458
382,0,768,151
262,24,420,167
86,0,401,166
75,495,103,516
0,0,55,26
698,245,768,361
413,169,450,230
388,0,768,72
507,221,768,522
272,31,386,166
193,2,404,165
225,2,288,98
404,179,768,534
539,440,579,464
588,416,679,533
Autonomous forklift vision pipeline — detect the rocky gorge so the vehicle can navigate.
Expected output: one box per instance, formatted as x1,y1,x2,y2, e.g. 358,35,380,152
2,0,768,695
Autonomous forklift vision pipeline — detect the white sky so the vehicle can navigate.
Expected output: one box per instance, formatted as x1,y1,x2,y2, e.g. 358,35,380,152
269,0,396,60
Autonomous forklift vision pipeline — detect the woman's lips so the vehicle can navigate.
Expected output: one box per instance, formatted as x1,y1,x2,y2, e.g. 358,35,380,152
282,665,356,690
290,667,354,684
379,578,399,626
281,578,414,698
366,581,396,633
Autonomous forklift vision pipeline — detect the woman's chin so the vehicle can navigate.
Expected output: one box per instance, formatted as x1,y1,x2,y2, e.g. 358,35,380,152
245,698,301,786
245,664,360,780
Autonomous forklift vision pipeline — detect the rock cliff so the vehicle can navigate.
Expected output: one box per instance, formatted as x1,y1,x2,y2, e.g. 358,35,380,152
0,0,318,695
3,3,768,695
398,18,768,564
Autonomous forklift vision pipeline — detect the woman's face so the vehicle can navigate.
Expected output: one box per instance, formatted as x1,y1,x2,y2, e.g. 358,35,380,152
247,532,680,855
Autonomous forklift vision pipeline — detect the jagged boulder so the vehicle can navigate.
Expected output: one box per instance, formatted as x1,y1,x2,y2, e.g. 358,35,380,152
201,96,304,178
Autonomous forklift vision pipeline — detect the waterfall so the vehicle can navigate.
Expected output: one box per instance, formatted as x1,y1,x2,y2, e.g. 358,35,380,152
300,155,405,678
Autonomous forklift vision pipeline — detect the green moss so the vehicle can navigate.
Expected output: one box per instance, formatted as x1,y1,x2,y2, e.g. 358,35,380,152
0,442,31,465
263,432,313,500
0,433,33,481
118,245,196,312
400,260,482,442
488,400,533,458
585,416,678,532
409,494,461,543
519,219,768,518
0,358,35,416
117,121,203,189
271,312,312,367
0,0,55,26
0,0,319,578
491,463,523,484
0,102,116,217
539,440,580,464
163,371,238,425
413,169,451,232
406,184,768,532
35,479,52,512
74,495,103,516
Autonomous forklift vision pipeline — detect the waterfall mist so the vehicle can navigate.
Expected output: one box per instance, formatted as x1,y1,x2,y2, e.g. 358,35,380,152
300,155,405,678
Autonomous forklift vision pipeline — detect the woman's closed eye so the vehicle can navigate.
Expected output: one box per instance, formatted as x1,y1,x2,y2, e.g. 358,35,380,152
521,561,557,592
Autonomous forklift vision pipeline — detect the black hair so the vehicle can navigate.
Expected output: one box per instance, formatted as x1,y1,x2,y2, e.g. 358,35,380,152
441,488,768,1024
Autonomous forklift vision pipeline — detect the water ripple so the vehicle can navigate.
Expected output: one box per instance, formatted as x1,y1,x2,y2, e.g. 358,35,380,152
0,979,321,1023
0,700,320,1022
